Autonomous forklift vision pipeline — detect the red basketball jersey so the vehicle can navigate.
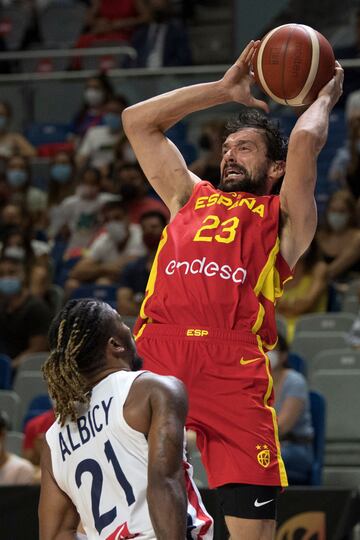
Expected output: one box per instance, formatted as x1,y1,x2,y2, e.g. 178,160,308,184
135,181,292,349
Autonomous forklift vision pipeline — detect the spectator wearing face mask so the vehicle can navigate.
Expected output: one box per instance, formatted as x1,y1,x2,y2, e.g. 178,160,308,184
317,189,360,282
47,151,76,214
117,210,166,315
5,154,47,219
48,167,109,258
269,335,314,485
190,119,227,188
67,200,145,293
0,411,35,485
276,239,328,342
76,96,128,173
71,74,114,141
114,162,169,223
0,255,50,368
0,101,36,161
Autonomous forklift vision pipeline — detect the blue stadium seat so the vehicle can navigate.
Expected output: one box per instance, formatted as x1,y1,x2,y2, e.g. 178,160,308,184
288,352,307,378
70,285,117,308
25,123,72,147
309,390,326,485
0,354,12,390
22,394,52,430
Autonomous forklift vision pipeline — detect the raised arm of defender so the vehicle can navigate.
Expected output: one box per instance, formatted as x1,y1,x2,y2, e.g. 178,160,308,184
122,41,268,217
279,62,344,268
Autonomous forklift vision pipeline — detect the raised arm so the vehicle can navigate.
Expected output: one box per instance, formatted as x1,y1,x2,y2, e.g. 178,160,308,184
122,41,268,216
280,63,344,268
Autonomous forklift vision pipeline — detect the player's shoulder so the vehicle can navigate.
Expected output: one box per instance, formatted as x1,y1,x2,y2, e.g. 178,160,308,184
133,371,187,404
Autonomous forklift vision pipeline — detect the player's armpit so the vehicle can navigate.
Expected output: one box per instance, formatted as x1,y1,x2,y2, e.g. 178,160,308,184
146,376,188,540
39,441,79,540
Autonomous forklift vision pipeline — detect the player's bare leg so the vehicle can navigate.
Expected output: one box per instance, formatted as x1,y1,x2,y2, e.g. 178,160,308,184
225,516,276,540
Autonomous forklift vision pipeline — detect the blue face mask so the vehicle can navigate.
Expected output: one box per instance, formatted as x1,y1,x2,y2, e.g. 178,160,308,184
51,163,72,183
0,115,8,131
6,169,27,188
103,113,122,132
0,277,22,296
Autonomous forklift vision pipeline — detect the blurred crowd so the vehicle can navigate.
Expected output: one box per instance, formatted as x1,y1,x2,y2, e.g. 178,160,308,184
0,0,195,70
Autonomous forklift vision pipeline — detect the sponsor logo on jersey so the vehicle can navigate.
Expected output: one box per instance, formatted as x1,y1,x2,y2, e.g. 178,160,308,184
106,522,140,539
165,256,247,284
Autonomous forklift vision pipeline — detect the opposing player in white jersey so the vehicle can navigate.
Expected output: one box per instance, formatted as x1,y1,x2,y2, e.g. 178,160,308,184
39,298,213,540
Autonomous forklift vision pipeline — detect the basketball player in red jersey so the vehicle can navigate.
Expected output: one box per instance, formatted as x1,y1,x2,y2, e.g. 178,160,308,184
122,41,343,539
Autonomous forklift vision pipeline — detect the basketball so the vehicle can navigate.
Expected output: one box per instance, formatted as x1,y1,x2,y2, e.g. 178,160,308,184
252,24,335,106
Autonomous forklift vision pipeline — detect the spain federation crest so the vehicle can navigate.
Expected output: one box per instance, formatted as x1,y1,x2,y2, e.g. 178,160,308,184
256,444,270,468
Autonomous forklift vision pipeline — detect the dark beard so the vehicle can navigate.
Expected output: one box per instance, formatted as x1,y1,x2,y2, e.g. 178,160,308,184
219,165,268,195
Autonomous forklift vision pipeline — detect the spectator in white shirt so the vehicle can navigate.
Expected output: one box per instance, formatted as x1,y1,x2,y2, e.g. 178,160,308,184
67,199,145,292
76,95,128,172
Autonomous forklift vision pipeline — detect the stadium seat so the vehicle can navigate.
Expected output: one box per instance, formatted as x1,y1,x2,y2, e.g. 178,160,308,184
0,391,21,431
70,285,117,308
341,279,360,314
25,123,72,147
294,313,356,335
0,354,12,390
309,390,326,485
6,431,24,457
288,352,307,378
38,3,87,48
311,349,360,379
22,394,52,429
290,331,348,367
0,4,31,50
323,466,360,488
13,372,48,429
80,41,136,71
311,368,360,466
17,352,49,375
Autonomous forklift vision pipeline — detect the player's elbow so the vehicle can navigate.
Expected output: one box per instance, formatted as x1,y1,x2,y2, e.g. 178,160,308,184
122,106,144,136
289,127,324,156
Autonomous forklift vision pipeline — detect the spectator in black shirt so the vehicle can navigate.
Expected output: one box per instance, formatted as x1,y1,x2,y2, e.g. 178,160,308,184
0,255,50,368
117,210,166,315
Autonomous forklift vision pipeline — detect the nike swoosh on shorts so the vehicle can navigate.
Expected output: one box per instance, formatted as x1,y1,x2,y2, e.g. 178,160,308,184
254,498,274,507
239,357,262,365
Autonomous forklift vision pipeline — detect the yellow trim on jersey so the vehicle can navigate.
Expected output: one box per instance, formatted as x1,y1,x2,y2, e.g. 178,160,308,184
257,335,288,487
252,302,265,334
134,227,169,340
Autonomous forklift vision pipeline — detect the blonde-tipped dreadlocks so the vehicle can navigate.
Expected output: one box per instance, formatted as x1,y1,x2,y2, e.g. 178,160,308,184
42,299,116,426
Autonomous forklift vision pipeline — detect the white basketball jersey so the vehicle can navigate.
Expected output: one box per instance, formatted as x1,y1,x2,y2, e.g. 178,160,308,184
46,370,214,540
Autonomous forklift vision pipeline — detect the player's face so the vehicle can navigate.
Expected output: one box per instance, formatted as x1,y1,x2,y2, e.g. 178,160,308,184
112,312,143,371
219,129,271,195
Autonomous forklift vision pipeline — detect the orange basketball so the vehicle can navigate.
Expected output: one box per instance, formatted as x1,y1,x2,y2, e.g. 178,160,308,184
253,24,335,106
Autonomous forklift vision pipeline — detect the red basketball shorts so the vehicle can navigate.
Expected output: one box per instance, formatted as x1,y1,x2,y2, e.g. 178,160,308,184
136,323,288,489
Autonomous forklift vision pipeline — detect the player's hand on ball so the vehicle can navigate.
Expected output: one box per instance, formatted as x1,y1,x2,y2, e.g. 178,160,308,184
318,61,344,108
220,40,269,113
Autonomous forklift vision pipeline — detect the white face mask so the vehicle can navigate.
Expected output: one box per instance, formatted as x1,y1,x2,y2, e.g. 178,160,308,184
268,350,280,369
107,221,127,243
327,211,349,232
84,88,104,107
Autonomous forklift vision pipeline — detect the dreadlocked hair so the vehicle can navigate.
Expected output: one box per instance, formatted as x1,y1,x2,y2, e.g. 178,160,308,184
42,298,117,426
226,108,289,194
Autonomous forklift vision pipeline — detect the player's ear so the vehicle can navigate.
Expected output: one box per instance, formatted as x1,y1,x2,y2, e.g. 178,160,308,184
269,160,286,180
108,337,125,353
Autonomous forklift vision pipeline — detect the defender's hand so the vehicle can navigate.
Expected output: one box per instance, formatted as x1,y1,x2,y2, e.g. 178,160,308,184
220,41,269,113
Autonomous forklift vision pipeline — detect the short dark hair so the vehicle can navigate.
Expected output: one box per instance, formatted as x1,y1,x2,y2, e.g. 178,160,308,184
140,210,168,228
276,333,289,353
226,108,288,162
